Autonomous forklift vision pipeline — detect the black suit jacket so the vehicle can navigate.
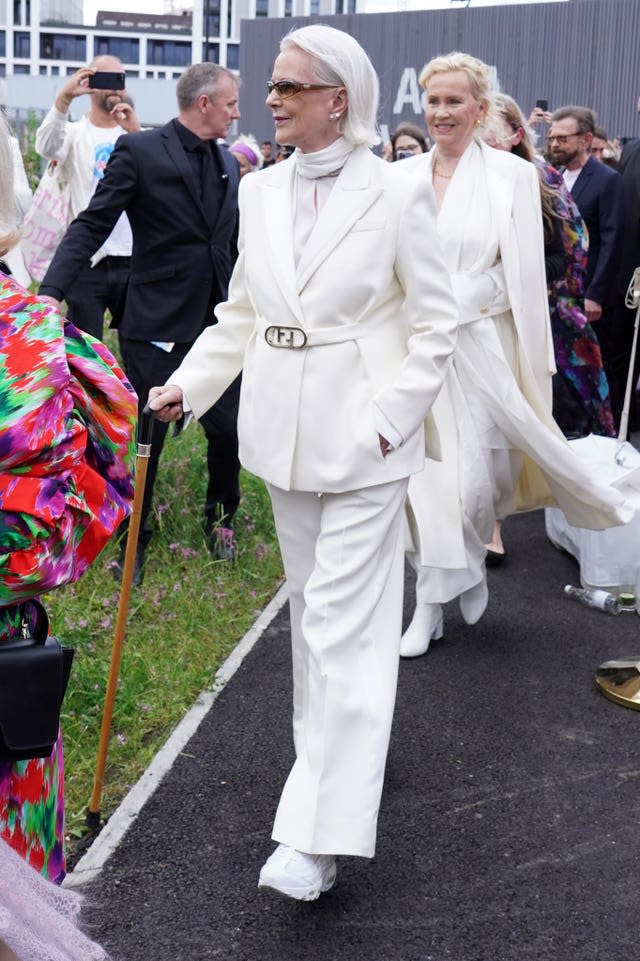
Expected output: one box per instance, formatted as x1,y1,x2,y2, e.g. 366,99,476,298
570,155,625,306
615,139,640,295
41,121,240,343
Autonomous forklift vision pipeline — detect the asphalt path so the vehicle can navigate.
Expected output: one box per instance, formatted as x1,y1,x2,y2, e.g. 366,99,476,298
80,509,640,961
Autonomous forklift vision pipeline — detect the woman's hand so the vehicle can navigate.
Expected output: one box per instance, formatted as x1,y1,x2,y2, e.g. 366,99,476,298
147,385,184,422
379,434,392,458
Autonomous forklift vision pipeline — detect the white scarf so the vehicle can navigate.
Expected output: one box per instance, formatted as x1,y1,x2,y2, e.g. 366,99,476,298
293,137,354,264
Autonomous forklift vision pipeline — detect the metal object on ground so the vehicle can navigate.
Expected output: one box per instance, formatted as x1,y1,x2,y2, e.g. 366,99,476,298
595,658,640,710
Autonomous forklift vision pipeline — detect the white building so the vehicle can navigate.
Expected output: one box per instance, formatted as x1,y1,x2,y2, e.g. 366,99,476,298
0,0,355,79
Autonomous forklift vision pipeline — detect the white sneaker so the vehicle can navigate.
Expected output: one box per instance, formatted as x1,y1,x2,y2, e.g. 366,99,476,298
258,844,337,901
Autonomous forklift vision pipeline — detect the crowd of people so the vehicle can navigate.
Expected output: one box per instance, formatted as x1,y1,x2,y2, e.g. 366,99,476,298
0,19,639,954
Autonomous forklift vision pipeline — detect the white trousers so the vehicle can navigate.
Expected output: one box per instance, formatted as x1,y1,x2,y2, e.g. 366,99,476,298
267,478,408,858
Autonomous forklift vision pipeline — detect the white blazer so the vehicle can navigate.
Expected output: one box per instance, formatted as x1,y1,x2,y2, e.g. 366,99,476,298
169,144,459,493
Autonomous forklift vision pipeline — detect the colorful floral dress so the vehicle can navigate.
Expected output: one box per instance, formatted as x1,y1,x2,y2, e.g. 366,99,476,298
539,161,616,438
0,273,137,882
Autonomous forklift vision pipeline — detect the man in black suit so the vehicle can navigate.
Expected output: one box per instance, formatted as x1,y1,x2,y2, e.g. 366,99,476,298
611,134,640,431
40,63,242,577
548,106,626,427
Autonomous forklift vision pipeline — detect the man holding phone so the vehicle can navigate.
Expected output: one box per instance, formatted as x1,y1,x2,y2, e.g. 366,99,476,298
35,55,141,340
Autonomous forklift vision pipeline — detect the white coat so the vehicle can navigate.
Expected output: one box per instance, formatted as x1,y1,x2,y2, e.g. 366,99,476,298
169,143,460,497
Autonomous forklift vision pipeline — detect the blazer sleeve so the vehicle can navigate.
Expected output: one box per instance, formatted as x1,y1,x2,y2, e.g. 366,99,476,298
39,136,139,300
503,158,556,399
585,169,625,305
370,172,459,441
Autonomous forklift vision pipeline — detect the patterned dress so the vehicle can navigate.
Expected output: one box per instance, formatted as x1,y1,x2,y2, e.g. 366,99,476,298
539,162,616,438
0,273,137,882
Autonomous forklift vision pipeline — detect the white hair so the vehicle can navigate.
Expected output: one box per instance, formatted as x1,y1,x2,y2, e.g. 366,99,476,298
280,25,380,148
230,134,264,170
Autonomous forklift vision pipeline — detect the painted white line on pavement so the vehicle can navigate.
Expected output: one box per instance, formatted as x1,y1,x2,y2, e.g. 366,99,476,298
64,581,288,889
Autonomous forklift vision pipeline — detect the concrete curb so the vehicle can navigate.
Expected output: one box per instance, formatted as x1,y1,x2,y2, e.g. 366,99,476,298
64,582,288,889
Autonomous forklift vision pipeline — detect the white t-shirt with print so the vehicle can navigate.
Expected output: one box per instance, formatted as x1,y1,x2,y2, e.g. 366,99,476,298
89,122,133,257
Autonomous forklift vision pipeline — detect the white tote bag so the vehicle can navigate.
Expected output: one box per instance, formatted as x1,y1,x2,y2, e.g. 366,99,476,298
20,162,71,283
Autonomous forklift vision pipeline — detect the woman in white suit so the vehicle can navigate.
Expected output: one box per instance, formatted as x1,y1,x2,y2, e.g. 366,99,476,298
400,52,632,657
149,25,459,899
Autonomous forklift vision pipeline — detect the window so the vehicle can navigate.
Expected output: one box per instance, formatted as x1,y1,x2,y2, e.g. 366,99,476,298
13,31,30,57
147,39,191,67
256,0,268,15
202,42,219,62
95,36,139,62
40,33,86,61
14,64,29,73
284,0,292,14
226,44,239,70
0,32,5,57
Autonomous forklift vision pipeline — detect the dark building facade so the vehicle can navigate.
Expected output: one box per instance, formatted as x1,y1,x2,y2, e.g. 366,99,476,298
238,0,640,148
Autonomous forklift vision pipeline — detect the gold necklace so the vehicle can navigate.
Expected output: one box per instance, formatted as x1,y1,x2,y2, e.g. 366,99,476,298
433,161,454,179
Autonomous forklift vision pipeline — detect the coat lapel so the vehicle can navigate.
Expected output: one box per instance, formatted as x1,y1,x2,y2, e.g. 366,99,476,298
295,145,382,294
260,159,305,323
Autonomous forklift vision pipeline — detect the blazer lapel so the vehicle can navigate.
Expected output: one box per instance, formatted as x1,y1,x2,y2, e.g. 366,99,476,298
295,146,382,294
570,157,593,204
261,159,305,323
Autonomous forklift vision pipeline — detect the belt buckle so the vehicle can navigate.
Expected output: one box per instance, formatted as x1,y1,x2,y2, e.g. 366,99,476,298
265,325,307,349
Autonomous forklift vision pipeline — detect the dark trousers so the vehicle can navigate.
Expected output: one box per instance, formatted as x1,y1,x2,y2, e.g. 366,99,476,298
119,337,241,536
65,255,130,341
597,297,640,433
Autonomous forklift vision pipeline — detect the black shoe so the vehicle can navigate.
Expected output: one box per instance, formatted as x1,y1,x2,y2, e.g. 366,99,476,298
485,548,506,568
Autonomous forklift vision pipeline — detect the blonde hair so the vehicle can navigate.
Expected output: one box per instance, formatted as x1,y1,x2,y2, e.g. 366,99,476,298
419,51,498,134
0,113,19,256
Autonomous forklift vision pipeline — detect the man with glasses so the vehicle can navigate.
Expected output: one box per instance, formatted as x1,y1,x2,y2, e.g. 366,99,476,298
547,105,626,426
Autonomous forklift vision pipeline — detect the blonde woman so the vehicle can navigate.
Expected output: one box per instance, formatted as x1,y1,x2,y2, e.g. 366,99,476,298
400,52,632,657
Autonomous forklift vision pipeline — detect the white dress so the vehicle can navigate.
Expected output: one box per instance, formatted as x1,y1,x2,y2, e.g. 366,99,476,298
406,140,633,609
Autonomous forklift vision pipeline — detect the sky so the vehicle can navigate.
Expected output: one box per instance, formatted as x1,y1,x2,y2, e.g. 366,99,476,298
83,0,567,25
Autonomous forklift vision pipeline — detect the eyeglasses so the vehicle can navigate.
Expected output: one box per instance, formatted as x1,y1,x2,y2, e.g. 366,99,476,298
546,133,581,145
266,80,338,100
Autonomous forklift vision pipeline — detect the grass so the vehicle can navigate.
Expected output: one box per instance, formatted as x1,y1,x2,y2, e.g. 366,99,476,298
44,412,283,861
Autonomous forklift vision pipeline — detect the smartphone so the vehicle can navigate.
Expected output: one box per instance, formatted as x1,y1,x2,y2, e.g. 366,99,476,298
536,99,549,112
89,71,125,90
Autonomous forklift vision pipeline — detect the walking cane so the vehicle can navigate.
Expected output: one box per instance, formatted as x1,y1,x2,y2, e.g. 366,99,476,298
86,405,155,830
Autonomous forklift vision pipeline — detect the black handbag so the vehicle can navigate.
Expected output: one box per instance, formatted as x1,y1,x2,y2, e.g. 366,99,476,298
0,600,74,761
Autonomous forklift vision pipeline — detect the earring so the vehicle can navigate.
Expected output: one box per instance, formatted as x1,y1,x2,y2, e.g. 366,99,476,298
329,112,340,121
475,119,483,127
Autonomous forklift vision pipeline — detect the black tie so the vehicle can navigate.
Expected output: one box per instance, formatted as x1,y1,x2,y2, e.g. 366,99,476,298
197,141,219,225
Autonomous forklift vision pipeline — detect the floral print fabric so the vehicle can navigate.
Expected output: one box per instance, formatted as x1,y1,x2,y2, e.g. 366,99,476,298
0,272,137,881
540,162,616,438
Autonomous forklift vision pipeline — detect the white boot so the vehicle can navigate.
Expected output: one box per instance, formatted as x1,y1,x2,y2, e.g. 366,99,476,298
400,603,443,658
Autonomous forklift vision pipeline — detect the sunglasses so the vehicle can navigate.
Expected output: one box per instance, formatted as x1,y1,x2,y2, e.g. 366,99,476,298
546,133,581,145
267,80,338,100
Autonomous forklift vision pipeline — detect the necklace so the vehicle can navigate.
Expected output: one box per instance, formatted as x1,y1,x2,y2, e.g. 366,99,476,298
433,161,454,180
